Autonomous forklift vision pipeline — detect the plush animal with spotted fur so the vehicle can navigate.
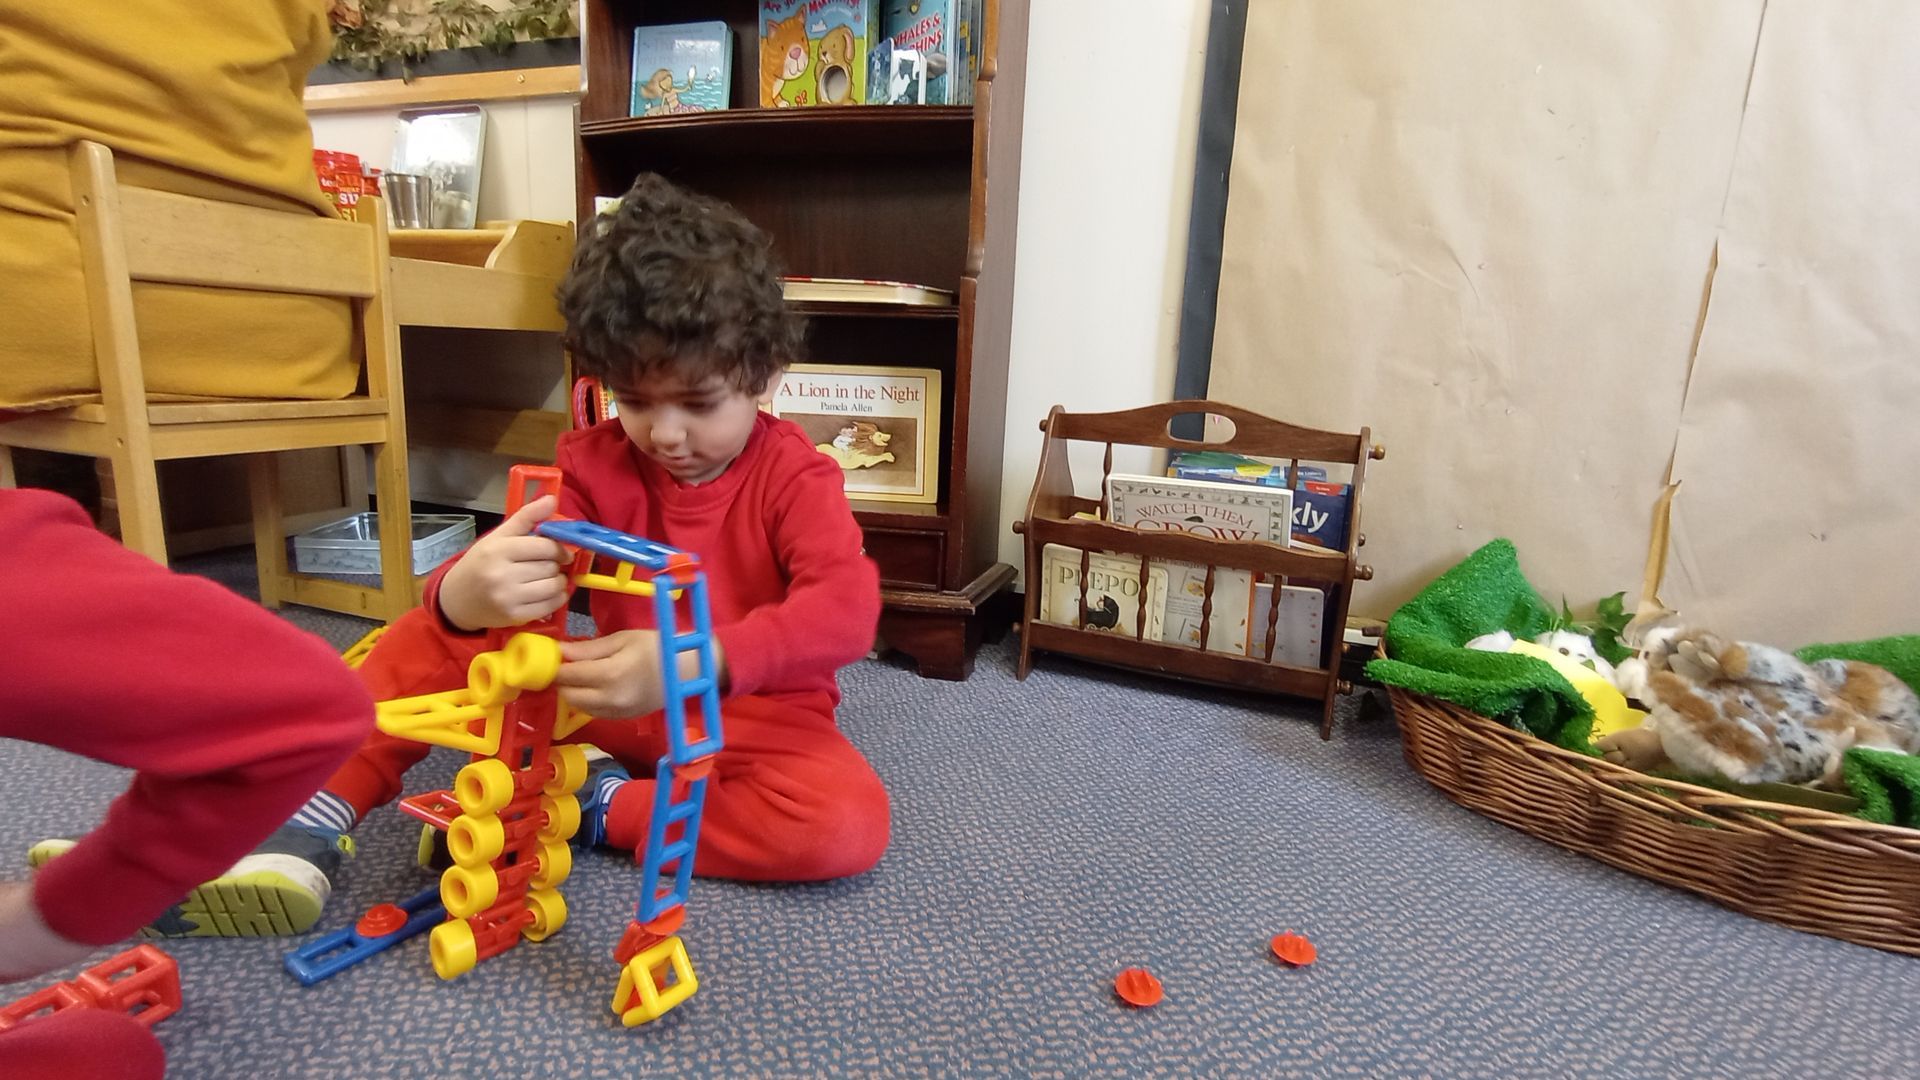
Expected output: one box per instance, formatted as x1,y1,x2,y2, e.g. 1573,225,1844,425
1598,624,1920,788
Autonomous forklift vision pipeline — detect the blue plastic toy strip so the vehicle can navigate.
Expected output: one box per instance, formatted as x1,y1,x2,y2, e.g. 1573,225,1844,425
535,519,684,569
635,753,710,924
283,887,445,987
654,574,725,765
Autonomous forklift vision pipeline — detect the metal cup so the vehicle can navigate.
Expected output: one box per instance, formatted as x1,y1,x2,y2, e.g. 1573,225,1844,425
382,173,433,229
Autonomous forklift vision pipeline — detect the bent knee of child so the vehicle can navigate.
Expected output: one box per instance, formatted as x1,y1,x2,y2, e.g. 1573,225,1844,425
783,772,890,880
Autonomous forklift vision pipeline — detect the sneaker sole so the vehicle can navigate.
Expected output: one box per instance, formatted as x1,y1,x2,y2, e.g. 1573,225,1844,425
29,842,329,938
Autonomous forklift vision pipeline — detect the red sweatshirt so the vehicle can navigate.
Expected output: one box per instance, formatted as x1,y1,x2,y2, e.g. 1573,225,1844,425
424,412,882,717
2,488,372,945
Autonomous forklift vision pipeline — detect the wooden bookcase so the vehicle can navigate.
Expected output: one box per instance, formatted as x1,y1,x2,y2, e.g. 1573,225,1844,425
575,0,1028,679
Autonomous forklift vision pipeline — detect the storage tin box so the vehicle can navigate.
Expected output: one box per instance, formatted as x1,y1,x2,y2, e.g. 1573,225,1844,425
292,513,475,578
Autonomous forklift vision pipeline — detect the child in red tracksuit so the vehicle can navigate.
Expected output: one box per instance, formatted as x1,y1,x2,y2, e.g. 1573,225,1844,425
0,487,374,1080
272,171,889,892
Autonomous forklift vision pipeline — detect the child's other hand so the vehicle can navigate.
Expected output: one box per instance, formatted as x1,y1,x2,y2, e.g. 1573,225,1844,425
0,880,96,984
555,630,662,719
438,495,570,631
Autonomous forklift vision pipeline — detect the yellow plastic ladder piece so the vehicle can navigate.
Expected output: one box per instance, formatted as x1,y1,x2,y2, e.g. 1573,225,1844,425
374,690,504,755
612,936,699,1026
340,625,389,669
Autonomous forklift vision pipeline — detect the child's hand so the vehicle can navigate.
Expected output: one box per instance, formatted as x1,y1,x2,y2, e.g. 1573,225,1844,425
438,495,571,631
555,630,663,719
0,880,96,984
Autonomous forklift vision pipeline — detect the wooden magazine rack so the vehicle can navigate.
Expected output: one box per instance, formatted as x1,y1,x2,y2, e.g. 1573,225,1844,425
1012,401,1384,738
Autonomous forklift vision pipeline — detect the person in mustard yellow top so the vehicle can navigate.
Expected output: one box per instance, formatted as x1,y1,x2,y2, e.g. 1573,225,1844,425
0,0,358,411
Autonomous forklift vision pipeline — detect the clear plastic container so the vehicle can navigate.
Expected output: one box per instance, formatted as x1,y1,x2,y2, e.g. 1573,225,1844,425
292,513,475,578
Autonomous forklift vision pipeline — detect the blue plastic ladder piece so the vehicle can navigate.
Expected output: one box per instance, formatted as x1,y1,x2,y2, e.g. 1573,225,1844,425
635,753,711,924
282,887,444,987
654,572,725,765
535,519,684,570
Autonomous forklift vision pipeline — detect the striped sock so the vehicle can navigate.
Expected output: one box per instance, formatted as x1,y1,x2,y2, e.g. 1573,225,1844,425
289,790,357,835
586,771,628,848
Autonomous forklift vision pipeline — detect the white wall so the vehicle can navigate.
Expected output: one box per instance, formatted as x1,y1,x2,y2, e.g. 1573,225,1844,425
994,0,1209,580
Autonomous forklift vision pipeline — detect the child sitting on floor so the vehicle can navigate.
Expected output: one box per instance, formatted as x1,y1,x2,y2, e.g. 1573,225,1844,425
0,487,374,1079
70,172,891,934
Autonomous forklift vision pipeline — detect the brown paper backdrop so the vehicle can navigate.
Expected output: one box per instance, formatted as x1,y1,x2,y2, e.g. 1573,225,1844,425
1211,1,1918,643
1666,0,1920,643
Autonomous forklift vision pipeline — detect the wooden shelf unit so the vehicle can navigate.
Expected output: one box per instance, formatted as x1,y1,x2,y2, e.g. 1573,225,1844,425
1013,401,1384,739
577,0,1029,679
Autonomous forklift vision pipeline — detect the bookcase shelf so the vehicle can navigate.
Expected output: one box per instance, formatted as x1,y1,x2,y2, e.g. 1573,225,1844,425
579,0,1028,679
789,301,962,321
580,106,973,156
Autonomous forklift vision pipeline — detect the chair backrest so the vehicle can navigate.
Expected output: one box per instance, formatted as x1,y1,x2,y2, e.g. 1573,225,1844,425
68,139,401,405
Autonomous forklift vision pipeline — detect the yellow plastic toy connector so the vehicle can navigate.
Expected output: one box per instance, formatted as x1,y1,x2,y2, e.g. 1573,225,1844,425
613,936,699,1026
573,559,683,599
553,704,596,741
340,625,388,669
375,690,503,755
522,889,568,943
430,920,478,981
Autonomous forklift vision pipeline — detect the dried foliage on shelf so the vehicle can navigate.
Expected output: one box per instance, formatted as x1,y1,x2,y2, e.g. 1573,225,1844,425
328,0,577,79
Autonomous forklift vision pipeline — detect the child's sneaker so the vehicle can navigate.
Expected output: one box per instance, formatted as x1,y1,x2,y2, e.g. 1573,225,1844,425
575,760,631,849
28,824,352,938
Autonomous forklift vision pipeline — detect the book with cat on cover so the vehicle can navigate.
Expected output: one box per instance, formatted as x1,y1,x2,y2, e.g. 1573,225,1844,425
1039,544,1167,640
760,0,882,108
630,22,732,118
780,276,957,305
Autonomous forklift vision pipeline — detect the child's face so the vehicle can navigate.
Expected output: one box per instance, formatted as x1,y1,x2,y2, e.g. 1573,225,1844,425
609,370,775,485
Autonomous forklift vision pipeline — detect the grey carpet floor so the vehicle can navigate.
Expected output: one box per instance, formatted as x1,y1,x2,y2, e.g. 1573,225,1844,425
3,552,1917,1078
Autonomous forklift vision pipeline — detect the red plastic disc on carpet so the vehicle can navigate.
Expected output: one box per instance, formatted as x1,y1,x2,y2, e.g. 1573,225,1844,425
1113,967,1164,1007
1270,931,1317,967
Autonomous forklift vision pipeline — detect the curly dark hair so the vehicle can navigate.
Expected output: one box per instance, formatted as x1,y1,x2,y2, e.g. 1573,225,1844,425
557,173,804,393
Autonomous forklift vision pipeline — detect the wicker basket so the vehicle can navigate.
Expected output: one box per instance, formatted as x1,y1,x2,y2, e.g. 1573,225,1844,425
1391,688,1920,956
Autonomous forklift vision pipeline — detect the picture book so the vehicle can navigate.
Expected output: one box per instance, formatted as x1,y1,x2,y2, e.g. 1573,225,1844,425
631,22,732,118
760,0,882,108
769,364,941,503
1291,479,1353,551
1105,473,1295,546
1040,544,1167,640
780,276,956,305
1163,452,1353,551
871,1,973,104
1247,580,1327,669
1159,563,1256,655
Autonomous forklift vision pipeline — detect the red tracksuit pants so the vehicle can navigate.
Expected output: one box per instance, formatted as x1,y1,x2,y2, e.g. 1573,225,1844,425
321,608,890,881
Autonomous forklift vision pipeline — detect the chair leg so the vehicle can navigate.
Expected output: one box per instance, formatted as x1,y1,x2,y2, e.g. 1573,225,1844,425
248,454,288,609
0,445,14,488
370,441,416,621
105,449,168,566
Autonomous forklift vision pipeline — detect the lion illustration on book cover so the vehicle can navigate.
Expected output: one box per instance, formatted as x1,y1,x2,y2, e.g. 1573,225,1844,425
817,420,896,469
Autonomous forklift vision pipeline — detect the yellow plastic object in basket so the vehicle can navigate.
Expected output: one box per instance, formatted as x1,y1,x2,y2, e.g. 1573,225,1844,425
1508,639,1646,739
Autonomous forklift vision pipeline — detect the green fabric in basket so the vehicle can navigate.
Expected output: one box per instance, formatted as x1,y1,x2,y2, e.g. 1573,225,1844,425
1366,541,1920,827
1364,539,1597,750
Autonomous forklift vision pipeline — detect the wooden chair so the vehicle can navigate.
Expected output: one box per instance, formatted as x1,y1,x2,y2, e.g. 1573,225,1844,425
0,141,416,621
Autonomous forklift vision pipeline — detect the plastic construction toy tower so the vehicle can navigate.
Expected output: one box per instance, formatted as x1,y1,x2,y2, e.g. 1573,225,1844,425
369,465,726,1025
